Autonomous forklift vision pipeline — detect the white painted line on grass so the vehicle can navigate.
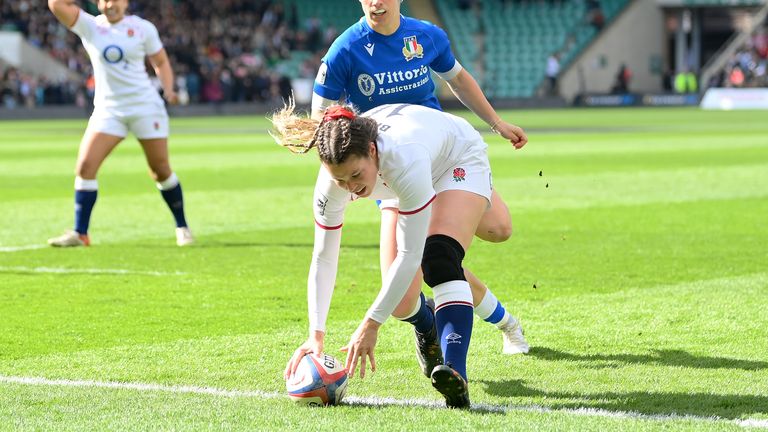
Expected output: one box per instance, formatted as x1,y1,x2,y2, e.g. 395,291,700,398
0,245,46,252
1,375,766,428
0,266,186,276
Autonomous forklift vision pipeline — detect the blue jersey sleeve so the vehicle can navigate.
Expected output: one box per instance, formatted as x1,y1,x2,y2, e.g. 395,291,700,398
425,24,456,74
313,41,350,101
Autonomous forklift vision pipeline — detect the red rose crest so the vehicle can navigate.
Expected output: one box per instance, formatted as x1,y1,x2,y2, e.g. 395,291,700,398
453,167,466,182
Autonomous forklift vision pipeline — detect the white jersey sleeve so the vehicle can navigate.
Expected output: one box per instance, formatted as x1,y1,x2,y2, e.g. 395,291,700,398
141,18,163,56
69,8,96,39
307,167,353,332
366,203,431,324
365,157,435,323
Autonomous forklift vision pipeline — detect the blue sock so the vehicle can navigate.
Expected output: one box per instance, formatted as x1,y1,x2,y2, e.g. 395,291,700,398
160,183,188,228
401,292,435,334
435,302,474,381
74,190,97,234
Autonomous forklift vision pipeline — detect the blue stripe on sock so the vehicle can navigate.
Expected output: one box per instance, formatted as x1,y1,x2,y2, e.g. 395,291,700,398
485,302,506,324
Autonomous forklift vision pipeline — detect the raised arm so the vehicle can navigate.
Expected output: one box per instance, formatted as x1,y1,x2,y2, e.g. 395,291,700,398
148,48,178,104
48,0,80,28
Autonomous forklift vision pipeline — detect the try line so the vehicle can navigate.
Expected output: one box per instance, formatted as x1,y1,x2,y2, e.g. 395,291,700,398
1,375,765,428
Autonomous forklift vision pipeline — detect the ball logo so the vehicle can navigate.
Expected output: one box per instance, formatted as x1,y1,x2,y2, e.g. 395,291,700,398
102,45,124,64
357,74,375,97
452,167,466,182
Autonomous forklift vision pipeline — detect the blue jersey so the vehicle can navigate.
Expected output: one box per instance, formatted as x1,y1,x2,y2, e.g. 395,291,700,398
314,16,457,112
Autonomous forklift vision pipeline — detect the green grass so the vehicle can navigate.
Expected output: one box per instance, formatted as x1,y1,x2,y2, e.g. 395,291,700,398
1,107,766,431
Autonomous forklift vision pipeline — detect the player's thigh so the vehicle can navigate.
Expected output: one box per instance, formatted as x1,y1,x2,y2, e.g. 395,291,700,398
431,152,493,250
429,190,488,252
475,189,512,242
76,118,125,178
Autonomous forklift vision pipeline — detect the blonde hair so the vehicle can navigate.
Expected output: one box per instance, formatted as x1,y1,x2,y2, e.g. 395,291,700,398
270,99,379,165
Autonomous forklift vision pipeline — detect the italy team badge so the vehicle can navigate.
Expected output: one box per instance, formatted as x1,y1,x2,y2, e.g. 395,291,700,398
402,36,424,61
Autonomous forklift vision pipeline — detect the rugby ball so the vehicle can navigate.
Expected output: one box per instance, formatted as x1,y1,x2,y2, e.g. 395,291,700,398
285,353,348,406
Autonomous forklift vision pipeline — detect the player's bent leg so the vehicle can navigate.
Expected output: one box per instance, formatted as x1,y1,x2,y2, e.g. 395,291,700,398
474,190,512,243
49,131,122,247
424,190,487,408
139,137,193,246
466,268,530,355
422,234,473,408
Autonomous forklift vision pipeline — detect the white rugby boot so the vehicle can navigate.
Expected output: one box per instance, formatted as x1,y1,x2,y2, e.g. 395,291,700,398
500,317,530,355
48,230,90,247
175,227,195,246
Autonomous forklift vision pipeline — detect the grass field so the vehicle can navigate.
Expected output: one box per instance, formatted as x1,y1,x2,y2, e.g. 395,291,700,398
1,107,767,431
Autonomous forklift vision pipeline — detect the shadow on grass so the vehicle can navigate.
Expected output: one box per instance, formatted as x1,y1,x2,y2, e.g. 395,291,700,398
341,396,505,414
477,378,767,419
529,346,768,371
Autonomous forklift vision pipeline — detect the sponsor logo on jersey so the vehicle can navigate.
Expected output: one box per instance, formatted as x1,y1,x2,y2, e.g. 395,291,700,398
358,73,375,97
453,167,466,182
446,332,462,344
102,45,125,64
364,43,375,56
402,36,424,61
357,65,431,97
316,63,328,85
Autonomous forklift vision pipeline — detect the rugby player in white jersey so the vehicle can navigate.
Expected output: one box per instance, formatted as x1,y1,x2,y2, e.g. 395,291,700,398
310,0,530,369
47,0,193,247
277,103,504,409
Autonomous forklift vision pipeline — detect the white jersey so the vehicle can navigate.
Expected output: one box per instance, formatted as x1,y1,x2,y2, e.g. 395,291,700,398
70,10,164,111
308,104,491,331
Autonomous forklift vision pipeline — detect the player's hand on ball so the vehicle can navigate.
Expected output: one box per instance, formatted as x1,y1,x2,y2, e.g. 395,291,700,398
284,331,325,379
494,120,528,149
340,318,380,379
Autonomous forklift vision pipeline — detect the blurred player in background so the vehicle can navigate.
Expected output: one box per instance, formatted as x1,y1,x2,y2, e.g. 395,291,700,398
278,102,501,409
46,0,193,247
310,0,529,366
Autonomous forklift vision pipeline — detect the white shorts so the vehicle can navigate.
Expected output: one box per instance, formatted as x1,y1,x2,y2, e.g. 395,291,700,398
87,104,169,139
379,144,493,210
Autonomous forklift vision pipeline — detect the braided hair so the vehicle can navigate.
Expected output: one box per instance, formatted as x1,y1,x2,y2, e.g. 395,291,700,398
270,100,379,165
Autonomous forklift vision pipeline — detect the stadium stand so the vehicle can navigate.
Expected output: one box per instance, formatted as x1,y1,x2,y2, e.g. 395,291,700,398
434,0,631,98
2,0,640,108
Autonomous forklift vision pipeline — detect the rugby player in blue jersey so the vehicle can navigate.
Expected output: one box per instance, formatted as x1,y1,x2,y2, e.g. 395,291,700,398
310,0,529,375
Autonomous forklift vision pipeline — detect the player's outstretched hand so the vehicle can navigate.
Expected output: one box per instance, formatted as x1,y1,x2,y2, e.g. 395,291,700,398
494,120,528,150
340,318,380,379
284,331,325,380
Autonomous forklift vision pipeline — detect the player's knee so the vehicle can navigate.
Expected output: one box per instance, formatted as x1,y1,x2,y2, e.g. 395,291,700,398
149,164,172,182
421,234,466,288
74,161,97,179
477,220,513,243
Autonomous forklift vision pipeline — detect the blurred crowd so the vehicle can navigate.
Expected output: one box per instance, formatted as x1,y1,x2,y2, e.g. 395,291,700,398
709,26,768,89
1,0,337,109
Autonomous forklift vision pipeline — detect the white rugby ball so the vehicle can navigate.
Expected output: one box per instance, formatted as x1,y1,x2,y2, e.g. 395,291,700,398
285,353,348,406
